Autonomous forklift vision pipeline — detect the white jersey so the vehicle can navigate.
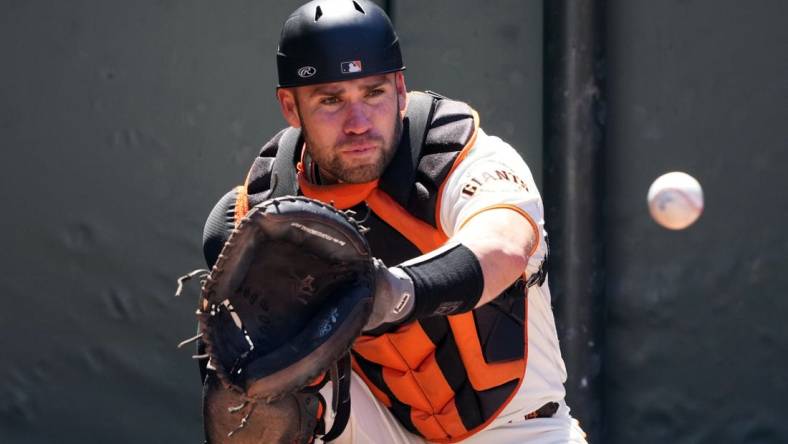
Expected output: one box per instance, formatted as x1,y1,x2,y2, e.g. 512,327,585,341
438,128,569,419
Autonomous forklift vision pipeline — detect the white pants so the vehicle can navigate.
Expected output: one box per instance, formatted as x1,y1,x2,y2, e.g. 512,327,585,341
320,372,588,444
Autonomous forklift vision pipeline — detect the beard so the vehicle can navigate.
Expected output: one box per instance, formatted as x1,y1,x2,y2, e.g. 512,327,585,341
299,102,403,184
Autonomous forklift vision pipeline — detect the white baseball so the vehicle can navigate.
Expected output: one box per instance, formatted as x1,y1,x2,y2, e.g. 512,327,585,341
647,171,704,230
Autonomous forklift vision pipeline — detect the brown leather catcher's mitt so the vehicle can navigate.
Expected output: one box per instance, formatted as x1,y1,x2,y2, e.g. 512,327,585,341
197,196,375,442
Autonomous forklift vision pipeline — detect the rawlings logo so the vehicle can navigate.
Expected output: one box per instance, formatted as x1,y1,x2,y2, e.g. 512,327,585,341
297,66,317,78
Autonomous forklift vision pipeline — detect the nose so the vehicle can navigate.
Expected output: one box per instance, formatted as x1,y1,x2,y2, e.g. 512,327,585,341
343,102,372,135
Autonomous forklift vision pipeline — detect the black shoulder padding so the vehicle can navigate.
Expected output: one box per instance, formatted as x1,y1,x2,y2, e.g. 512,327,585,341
423,98,475,152
247,128,288,197
270,127,302,198
378,92,436,207
202,188,238,269
407,97,477,227
247,127,303,208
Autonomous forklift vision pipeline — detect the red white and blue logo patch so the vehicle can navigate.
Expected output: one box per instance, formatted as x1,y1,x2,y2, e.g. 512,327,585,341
340,60,363,74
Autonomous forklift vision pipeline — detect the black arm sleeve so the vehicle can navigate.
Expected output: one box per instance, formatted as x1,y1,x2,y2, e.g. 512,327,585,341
202,188,239,269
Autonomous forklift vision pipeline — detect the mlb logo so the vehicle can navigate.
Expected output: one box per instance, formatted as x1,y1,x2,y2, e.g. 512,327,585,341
341,60,363,74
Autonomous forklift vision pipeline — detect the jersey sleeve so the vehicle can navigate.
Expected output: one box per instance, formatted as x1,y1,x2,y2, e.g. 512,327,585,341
439,128,547,275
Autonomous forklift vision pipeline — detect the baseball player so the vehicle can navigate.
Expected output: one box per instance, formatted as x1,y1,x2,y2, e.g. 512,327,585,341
199,1,587,442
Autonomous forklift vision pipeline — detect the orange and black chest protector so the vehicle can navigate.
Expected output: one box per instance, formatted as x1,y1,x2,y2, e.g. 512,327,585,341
203,92,529,443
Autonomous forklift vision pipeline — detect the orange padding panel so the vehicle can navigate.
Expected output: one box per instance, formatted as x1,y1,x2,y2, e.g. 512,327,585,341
355,322,467,440
411,399,467,441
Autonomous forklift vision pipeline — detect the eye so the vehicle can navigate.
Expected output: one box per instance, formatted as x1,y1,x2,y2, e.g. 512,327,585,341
319,96,341,106
367,88,385,98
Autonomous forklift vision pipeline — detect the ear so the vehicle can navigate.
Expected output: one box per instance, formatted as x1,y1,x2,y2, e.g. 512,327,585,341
395,72,408,117
276,88,302,128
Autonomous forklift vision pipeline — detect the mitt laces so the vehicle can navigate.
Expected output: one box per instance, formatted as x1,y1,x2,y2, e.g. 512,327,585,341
226,397,260,438
174,268,210,297
173,268,211,355
175,268,257,365
342,205,371,234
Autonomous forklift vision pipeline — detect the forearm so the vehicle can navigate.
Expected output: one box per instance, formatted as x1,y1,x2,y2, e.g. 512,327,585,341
450,206,536,307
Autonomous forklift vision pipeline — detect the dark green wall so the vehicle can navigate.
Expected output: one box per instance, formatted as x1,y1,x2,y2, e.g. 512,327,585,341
0,1,540,442
604,0,788,442
395,0,543,185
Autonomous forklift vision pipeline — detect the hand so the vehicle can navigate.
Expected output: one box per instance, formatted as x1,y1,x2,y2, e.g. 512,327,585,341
363,259,415,332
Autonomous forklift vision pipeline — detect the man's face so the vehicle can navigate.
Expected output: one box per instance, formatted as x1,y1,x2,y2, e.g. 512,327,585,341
277,72,407,184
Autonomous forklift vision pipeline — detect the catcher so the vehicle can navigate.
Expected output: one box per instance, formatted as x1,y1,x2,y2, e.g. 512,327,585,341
192,1,587,442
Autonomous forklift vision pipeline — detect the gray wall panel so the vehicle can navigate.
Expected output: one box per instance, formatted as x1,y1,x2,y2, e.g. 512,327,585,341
0,1,536,441
0,1,307,442
604,1,788,442
395,0,543,185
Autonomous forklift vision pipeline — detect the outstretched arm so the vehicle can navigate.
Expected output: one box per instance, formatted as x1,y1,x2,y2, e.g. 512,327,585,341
450,206,537,308
364,129,544,331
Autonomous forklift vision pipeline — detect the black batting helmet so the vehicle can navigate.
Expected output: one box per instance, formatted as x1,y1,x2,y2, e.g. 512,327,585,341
276,0,405,88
